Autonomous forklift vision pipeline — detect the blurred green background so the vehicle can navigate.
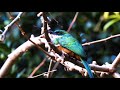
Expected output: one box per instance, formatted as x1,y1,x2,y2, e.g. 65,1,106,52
0,12,120,78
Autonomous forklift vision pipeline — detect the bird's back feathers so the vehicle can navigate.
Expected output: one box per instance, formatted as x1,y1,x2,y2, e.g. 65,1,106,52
57,34,86,58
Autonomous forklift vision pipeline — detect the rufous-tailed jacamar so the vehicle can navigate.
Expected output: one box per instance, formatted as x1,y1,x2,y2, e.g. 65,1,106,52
49,30,94,78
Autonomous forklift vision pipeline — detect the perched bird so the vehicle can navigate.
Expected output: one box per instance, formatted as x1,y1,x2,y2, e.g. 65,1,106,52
49,30,94,78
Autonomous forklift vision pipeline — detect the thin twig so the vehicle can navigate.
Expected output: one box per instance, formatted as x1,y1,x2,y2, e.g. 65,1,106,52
28,58,47,78
31,70,57,78
0,12,23,42
49,61,60,78
0,35,43,78
77,60,110,72
1,12,120,78
94,15,104,32
42,12,51,42
67,12,79,32
46,60,53,78
111,53,120,70
8,12,54,59
82,34,120,46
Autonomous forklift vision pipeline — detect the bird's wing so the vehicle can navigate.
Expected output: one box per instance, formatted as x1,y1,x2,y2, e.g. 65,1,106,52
58,34,86,58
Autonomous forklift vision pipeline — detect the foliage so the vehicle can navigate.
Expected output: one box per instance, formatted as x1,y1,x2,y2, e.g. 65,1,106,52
103,12,120,31
0,12,120,78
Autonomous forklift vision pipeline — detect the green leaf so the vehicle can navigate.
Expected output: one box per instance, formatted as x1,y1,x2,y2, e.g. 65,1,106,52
113,12,119,15
103,19,120,31
103,12,109,19
107,15,120,20
0,43,11,55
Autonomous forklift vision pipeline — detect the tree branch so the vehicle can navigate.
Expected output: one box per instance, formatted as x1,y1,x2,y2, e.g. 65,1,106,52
31,70,57,78
1,12,120,78
0,33,120,78
28,58,47,78
8,12,54,59
111,53,120,70
82,34,120,46
0,12,23,42
67,12,79,32
0,35,43,77
112,72,120,78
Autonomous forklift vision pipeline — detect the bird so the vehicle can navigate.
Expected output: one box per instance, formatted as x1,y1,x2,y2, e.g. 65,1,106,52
48,29,94,78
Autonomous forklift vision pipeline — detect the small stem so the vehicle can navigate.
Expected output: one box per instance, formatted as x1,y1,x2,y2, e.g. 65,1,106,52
111,53,120,69
82,34,120,46
0,12,23,42
47,60,53,78
67,12,79,32
49,61,60,77
2,12,23,37
31,70,57,78
28,58,46,78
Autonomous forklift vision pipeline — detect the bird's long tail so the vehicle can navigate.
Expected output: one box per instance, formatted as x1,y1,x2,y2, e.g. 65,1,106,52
81,59,94,78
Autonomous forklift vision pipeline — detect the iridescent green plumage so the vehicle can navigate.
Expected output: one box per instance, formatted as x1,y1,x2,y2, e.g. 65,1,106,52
56,33,86,58
50,30,94,78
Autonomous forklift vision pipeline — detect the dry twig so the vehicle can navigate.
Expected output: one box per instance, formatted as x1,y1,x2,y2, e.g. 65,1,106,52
82,34,120,46
67,12,79,32
28,58,47,78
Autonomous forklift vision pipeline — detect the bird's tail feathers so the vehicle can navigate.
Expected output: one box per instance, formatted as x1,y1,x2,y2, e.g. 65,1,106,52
81,59,94,78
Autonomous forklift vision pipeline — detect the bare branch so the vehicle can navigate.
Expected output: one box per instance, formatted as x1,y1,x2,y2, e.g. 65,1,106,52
8,12,54,59
31,70,57,78
0,12,23,42
46,60,53,78
1,12,120,78
0,35,54,78
0,33,119,78
111,53,120,70
42,12,51,42
37,12,43,17
67,12,79,32
82,34,120,46
28,58,47,78
49,61,60,78
112,72,120,78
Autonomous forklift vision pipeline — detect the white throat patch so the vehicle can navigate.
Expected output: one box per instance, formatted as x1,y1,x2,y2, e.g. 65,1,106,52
48,33,62,41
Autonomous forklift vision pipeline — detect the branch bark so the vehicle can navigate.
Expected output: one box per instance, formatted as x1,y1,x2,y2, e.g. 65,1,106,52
0,35,46,78
0,34,120,78
111,53,120,70
0,12,120,78
67,12,79,32
0,12,23,42
82,34,120,46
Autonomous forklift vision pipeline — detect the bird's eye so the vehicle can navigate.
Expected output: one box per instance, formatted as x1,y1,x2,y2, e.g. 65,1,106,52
55,32,60,34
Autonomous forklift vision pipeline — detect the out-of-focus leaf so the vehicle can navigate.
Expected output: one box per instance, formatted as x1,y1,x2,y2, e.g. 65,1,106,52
11,64,18,74
16,69,26,78
107,15,120,20
0,53,5,59
103,12,109,19
113,12,119,15
103,19,120,31
0,43,11,55
4,20,10,25
12,28,20,39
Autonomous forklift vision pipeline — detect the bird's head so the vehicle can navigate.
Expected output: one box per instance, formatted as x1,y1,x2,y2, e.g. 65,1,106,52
48,30,68,36
48,30,69,43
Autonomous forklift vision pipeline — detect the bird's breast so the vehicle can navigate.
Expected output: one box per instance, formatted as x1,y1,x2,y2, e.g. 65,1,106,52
57,45,81,60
